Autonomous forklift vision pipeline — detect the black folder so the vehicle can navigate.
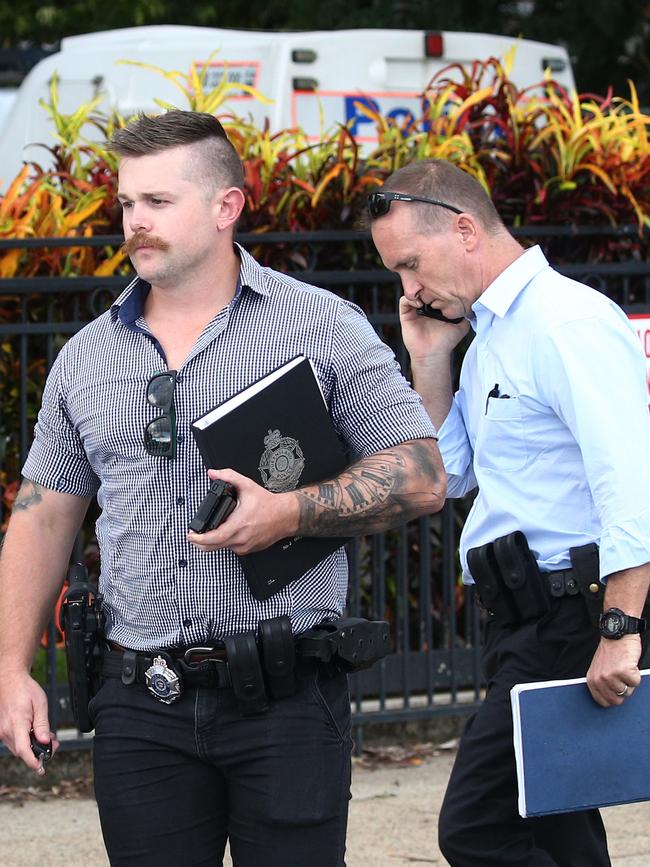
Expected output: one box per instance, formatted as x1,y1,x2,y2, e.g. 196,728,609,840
191,355,349,600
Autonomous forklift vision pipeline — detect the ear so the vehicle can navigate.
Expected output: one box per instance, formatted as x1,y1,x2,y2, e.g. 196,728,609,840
456,213,479,251
215,187,246,231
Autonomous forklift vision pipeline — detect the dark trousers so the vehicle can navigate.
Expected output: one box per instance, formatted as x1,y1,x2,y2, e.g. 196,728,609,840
438,595,611,867
91,662,352,867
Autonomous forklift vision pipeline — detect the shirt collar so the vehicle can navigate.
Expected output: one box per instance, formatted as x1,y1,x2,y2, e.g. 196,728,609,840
111,275,149,326
110,242,271,324
473,245,549,319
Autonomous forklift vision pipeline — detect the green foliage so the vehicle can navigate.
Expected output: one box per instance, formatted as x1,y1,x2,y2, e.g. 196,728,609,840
31,646,67,686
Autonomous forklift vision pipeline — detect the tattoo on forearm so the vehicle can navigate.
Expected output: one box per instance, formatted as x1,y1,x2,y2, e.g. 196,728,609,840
297,439,444,537
13,480,44,512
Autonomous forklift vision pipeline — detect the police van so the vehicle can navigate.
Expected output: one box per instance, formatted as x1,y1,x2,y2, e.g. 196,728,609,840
0,25,575,188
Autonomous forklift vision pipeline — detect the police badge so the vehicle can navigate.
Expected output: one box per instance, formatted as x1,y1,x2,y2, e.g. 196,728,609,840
258,429,305,492
144,655,182,704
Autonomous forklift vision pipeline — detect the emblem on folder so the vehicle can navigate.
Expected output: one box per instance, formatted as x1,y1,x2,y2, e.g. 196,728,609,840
259,428,305,492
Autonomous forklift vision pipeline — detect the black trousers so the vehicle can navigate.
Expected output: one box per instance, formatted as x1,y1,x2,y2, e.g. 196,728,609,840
438,595,611,867
91,662,352,867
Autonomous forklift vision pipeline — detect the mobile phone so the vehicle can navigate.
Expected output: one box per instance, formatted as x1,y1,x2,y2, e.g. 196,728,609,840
190,480,237,534
416,304,465,325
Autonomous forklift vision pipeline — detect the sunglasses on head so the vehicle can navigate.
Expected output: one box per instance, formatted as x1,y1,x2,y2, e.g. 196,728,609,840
367,190,463,219
144,370,177,458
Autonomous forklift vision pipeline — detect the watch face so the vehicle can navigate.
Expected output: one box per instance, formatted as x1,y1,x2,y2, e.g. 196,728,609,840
603,612,624,635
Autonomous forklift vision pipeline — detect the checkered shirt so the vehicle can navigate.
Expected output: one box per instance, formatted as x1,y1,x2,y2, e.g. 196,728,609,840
23,244,437,649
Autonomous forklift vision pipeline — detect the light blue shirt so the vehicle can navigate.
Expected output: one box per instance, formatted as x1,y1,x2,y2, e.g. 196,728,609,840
438,245,650,582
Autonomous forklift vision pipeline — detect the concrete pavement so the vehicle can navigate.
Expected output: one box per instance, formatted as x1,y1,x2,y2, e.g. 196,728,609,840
1,745,649,865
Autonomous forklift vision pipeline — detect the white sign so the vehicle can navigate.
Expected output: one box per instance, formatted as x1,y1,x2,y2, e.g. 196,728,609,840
629,314,650,406
195,61,260,98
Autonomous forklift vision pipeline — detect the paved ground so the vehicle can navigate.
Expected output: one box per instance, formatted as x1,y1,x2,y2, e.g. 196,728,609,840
1,744,649,866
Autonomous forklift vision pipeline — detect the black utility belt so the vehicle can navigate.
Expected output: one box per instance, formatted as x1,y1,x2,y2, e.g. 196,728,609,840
469,531,603,627
102,616,390,716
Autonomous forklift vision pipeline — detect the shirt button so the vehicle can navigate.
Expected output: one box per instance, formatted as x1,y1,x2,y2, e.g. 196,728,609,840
176,496,185,506
182,618,192,628
179,558,187,568
177,434,185,444
176,375,183,384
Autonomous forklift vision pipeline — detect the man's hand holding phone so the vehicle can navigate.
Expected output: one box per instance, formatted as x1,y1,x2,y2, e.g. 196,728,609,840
399,296,469,365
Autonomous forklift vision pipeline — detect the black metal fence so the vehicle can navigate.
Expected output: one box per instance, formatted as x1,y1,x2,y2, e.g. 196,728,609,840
1,226,648,751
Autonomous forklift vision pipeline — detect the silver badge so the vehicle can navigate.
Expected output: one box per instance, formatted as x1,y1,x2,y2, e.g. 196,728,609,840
258,428,305,492
144,655,182,704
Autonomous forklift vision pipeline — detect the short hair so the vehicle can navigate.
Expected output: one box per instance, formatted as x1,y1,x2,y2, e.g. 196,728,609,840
108,110,245,193
379,159,505,235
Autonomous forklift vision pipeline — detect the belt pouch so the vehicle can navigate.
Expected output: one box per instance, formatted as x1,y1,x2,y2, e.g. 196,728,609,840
569,542,603,626
224,631,269,715
467,542,519,626
329,618,391,671
259,615,297,699
297,618,390,671
492,531,549,622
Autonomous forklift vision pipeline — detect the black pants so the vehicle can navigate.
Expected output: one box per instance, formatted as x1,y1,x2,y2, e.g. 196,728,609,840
438,595,611,867
91,662,352,867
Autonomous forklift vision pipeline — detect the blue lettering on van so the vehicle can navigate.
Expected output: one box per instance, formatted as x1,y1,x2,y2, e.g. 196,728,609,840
421,97,432,132
344,95,380,135
386,107,416,129
345,95,419,136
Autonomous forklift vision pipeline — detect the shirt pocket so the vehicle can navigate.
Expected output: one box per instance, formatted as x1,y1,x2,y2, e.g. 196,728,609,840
475,395,528,471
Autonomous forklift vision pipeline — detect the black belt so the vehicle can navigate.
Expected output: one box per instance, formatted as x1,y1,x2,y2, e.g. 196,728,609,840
100,618,391,710
102,642,320,693
102,646,234,690
476,569,584,607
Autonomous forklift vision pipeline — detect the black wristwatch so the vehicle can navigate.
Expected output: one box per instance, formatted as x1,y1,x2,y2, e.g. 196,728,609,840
598,607,647,639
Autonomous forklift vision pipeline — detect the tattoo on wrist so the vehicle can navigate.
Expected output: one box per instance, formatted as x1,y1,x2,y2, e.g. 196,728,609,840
13,480,44,512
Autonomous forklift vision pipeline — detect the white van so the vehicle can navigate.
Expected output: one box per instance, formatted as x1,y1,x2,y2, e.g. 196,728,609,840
0,25,575,188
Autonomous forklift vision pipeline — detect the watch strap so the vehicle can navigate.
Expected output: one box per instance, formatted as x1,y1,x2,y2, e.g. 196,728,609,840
627,614,647,633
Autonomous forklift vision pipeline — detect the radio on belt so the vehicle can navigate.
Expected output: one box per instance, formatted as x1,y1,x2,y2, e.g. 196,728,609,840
190,480,237,533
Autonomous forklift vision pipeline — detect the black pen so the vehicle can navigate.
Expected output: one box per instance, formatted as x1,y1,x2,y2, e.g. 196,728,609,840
485,383,500,413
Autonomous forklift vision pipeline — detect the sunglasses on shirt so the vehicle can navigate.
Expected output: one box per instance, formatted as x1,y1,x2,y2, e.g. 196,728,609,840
144,370,177,458
367,190,463,219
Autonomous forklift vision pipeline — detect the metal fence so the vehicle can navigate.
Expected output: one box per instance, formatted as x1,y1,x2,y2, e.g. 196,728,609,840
1,226,648,751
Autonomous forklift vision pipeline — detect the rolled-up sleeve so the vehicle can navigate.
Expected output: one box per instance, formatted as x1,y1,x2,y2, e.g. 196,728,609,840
22,350,100,498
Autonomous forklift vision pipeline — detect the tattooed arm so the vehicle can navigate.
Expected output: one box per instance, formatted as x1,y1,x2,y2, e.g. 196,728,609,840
295,438,445,536
189,438,446,554
0,479,91,770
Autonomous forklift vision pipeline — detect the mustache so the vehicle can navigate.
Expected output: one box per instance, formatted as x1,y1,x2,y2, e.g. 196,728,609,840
121,232,170,256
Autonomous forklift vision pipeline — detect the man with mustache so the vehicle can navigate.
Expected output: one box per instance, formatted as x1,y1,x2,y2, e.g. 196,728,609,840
368,158,650,867
0,111,445,866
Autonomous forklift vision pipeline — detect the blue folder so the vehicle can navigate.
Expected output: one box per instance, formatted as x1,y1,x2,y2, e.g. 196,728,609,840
511,669,650,817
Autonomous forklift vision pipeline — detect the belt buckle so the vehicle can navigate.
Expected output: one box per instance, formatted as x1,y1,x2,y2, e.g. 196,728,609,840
183,645,224,664
144,653,183,704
